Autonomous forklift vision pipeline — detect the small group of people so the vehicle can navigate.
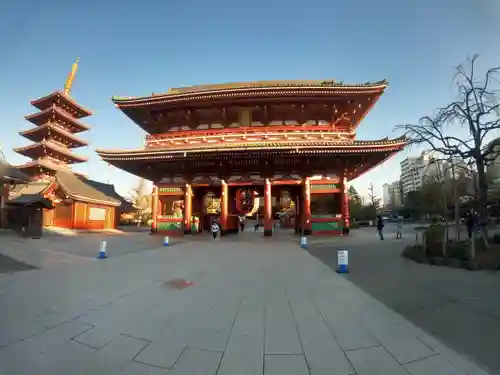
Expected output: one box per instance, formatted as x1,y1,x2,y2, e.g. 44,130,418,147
376,215,403,240
210,215,247,239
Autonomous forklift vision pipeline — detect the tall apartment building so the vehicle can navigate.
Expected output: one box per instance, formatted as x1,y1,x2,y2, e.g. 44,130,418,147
382,181,403,207
400,152,468,196
400,155,426,195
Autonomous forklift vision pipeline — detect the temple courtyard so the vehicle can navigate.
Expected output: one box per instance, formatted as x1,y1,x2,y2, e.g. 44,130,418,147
0,226,497,375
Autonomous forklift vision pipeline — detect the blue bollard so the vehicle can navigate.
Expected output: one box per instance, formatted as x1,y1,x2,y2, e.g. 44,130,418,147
163,236,169,246
337,249,348,273
300,236,308,250
98,240,108,259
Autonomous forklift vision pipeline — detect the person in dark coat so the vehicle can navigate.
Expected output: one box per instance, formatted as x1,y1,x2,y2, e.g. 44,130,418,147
376,215,384,240
466,212,476,239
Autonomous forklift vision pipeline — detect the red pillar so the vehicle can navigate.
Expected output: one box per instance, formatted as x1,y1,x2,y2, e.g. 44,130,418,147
184,183,192,234
220,180,228,234
303,177,312,235
151,185,158,233
342,176,350,234
264,178,272,236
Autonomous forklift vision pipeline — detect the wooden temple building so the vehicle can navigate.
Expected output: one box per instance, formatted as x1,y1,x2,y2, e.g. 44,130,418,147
97,80,406,236
7,58,129,231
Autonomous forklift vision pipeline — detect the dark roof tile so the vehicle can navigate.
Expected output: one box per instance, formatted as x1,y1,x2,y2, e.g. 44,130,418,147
0,160,30,183
55,171,121,206
7,194,54,209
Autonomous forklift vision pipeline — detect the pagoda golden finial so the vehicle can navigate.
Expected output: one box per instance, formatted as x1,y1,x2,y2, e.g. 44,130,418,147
63,57,80,95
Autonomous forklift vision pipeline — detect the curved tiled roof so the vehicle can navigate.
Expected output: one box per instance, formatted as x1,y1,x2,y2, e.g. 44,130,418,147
13,140,88,163
30,91,92,118
19,123,88,147
0,160,30,183
111,79,388,107
55,171,121,206
96,136,406,160
25,105,90,132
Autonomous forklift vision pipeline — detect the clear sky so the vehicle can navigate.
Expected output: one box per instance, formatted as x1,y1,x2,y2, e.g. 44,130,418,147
1,0,499,200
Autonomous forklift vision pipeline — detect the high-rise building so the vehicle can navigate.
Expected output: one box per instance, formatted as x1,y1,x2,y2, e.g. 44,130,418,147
382,181,402,207
382,183,390,206
400,155,426,195
400,152,469,196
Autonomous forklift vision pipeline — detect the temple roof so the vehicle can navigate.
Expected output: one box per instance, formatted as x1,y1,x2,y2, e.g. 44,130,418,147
96,136,406,160
7,171,124,207
0,160,30,183
19,123,88,148
55,171,121,206
25,105,90,133
15,159,77,175
31,91,92,118
9,180,52,197
14,140,88,164
112,79,388,105
7,194,54,209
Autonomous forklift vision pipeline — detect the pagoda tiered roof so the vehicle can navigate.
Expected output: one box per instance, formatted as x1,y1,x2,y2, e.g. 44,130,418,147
14,159,84,178
31,91,92,118
19,123,88,148
14,140,87,164
25,105,90,133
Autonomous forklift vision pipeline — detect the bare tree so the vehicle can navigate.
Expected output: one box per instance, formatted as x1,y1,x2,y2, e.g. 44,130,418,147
396,55,500,236
129,179,152,225
368,182,380,208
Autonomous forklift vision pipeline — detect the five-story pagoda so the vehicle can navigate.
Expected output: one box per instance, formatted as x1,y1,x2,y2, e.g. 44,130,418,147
14,57,90,179
8,58,123,230
97,79,406,237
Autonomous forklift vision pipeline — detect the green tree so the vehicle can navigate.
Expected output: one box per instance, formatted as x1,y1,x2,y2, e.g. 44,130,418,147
348,185,363,219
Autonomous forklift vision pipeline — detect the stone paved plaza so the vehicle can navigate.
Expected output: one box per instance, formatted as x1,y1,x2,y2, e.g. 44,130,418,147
0,229,493,375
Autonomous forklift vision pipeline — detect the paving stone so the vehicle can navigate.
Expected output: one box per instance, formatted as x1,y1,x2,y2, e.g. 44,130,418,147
346,346,408,375
289,291,355,375
134,338,186,369
417,334,493,375
185,295,240,351
169,348,222,375
265,289,302,354
119,361,169,375
264,354,309,375
314,297,379,351
0,320,95,374
358,305,434,364
405,354,467,375
217,294,265,375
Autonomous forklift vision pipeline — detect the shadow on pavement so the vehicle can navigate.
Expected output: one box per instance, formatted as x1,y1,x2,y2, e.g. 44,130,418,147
0,253,37,274
309,236,500,375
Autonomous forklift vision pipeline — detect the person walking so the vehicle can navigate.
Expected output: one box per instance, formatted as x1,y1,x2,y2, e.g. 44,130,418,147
211,220,220,240
466,211,476,239
396,216,403,239
238,215,245,233
376,215,384,240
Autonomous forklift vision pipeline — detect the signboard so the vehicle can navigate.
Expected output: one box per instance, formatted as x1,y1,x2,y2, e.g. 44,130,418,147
88,207,106,221
337,250,348,266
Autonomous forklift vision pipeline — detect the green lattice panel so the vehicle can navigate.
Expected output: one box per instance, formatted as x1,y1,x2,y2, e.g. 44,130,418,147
312,221,342,231
157,222,183,231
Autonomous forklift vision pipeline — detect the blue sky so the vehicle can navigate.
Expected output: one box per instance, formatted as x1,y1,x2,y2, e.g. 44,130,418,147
1,0,499,199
